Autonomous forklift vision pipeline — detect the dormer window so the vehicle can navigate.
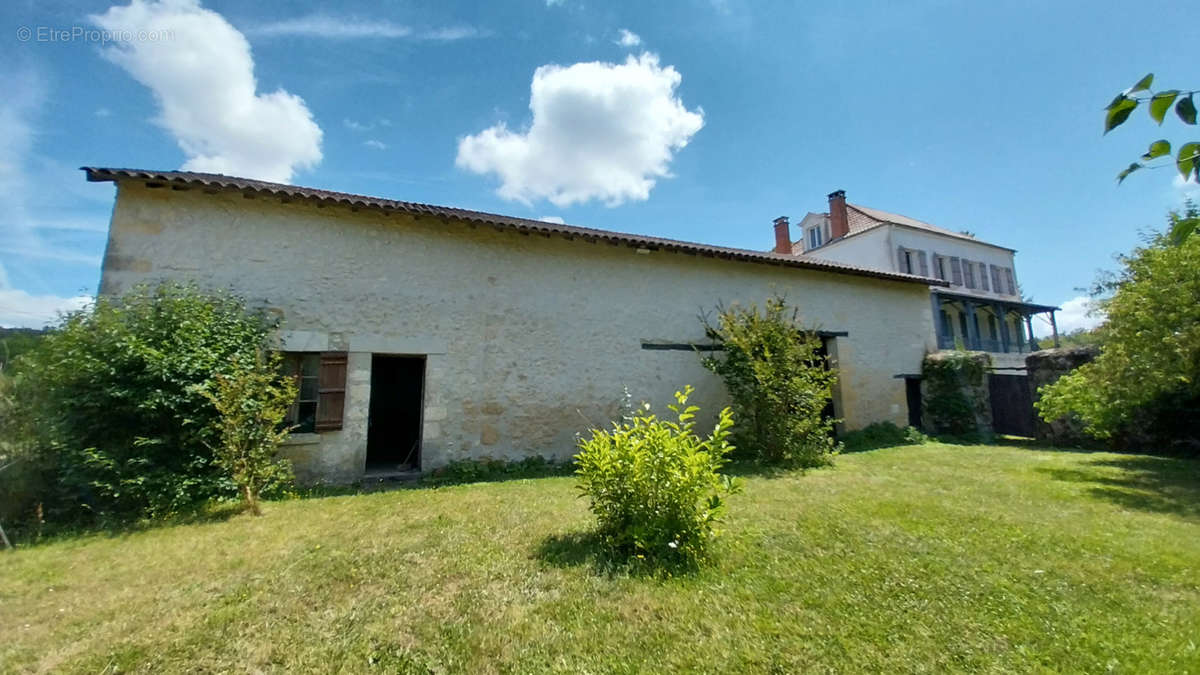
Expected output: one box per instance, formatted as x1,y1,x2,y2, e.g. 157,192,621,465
808,227,824,250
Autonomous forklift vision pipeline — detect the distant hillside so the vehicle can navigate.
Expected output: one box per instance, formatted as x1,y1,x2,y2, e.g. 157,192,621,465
0,328,45,368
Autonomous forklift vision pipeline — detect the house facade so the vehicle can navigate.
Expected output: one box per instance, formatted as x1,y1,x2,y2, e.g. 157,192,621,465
776,190,1060,371
88,167,941,483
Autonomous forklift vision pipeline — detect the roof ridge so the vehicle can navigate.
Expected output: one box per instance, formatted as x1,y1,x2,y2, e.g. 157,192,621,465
845,201,1015,251
81,167,948,287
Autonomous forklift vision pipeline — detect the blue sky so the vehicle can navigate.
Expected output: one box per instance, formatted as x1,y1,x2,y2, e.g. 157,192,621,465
3,0,1197,332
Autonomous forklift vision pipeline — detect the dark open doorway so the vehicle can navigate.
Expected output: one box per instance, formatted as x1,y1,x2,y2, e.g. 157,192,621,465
815,337,838,438
905,377,923,428
367,355,425,472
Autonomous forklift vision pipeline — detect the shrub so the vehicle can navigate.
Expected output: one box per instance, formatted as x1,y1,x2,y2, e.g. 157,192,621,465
0,370,46,538
841,422,930,453
199,353,297,516
921,351,991,438
1038,205,1200,454
7,282,281,524
574,386,737,566
702,296,839,467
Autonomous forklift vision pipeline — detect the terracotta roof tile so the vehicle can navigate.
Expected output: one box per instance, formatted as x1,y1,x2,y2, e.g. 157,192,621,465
846,203,1015,251
82,167,946,287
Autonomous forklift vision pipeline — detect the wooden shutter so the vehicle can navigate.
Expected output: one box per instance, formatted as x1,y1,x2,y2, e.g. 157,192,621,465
979,262,990,291
917,251,929,277
990,265,1002,292
1004,268,1016,296
950,257,963,285
315,352,347,431
962,258,976,288
897,247,910,274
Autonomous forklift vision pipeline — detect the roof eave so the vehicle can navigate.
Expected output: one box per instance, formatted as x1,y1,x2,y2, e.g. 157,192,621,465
82,167,946,287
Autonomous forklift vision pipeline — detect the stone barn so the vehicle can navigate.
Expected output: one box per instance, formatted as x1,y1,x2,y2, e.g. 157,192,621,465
86,167,943,483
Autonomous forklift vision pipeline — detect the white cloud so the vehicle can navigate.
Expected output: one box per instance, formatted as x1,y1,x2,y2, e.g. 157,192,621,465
538,215,565,224
249,15,412,38
0,288,92,329
95,107,112,118
0,64,103,329
344,118,391,132
615,29,642,47
0,66,41,224
421,26,483,41
91,0,323,183
1174,173,1199,201
0,263,92,329
1033,295,1105,338
456,52,704,207
0,65,102,265
247,15,482,41
363,139,387,150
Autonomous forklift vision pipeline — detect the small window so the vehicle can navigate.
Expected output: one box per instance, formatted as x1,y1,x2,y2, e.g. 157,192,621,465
283,353,320,433
808,227,823,249
934,256,947,281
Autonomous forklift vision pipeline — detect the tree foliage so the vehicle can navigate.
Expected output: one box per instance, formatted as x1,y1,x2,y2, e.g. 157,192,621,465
0,329,45,369
1054,327,1104,350
1104,73,1198,184
701,296,839,467
1037,205,1200,453
5,282,286,524
574,386,738,566
199,353,297,516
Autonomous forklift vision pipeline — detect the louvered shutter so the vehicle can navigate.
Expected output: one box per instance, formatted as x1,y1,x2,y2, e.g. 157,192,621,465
950,257,963,285
315,352,347,431
1004,268,1016,296
962,258,976,288
917,251,929,277
990,265,1002,292
979,262,990,291
897,247,910,274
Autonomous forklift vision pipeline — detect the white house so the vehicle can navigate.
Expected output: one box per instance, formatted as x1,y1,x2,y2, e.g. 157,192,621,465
774,190,1060,371
87,168,943,483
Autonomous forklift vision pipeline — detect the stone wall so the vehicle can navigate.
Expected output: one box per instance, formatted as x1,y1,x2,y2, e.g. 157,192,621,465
1026,347,1099,445
99,182,937,482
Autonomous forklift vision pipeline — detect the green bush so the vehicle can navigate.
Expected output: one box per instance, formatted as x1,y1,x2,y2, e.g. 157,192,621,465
0,370,45,537
199,353,298,516
1038,205,1200,454
841,422,930,453
574,386,738,566
6,282,283,525
702,296,839,467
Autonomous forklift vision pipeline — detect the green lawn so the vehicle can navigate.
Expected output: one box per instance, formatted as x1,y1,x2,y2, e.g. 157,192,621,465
3,444,1200,673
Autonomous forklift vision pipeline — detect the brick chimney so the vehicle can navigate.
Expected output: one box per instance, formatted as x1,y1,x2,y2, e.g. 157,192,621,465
772,216,792,254
828,190,849,240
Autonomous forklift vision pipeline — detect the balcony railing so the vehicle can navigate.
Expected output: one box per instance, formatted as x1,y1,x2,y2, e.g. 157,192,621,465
937,333,1035,354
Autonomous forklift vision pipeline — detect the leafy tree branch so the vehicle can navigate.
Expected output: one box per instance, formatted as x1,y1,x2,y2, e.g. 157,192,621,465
1104,73,1198,184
